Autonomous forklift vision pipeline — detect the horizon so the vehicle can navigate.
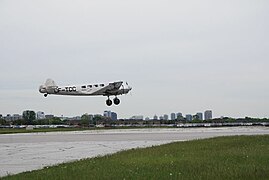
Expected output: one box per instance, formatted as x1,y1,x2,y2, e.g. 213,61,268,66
1,109,268,120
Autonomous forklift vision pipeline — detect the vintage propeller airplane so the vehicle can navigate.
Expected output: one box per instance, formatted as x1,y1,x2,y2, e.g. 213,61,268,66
39,79,132,106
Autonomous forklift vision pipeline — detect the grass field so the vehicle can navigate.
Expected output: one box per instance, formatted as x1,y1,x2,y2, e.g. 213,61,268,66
3,135,269,180
0,126,171,134
0,128,92,134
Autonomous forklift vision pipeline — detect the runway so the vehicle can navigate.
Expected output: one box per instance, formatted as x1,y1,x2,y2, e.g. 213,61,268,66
0,127,268,177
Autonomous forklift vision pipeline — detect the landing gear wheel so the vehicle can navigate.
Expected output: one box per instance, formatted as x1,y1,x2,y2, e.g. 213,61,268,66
106,99,112,106
113,97,120,105
44,94,48,97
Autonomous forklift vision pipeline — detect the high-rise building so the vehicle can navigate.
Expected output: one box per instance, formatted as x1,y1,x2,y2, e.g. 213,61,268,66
176,112,183,120
163,114,169,120
111,112,117,121
104,111,117,120
171,113,176,120
196,113,203,120
104,111,112,118
186,114,192,121
204,110,213,120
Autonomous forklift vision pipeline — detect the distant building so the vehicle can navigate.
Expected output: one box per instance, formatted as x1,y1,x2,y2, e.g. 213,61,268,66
196,113,203,120
176,112,183,120
111,112,117,121
204,110,213,120
153,115,158,120
163,114,169,120
74,116,81,120
145,117,150,120
5,114,12,121
171,113,176,120
36,111,45,119
12,114,22,121
89,114,94,121
45,115,54,119
104,111,117,120
104,111,112,118
186,114,192,121
159,116,164,120
0,114,2,119
130,115,143,120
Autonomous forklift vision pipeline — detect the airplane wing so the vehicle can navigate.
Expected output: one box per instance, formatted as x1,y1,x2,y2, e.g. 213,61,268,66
92,81,123,96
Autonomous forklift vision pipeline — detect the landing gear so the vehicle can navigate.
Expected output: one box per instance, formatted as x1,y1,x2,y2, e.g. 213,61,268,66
106,97,120,106
113,97,120,105
44,94,48,97
106,98,112,106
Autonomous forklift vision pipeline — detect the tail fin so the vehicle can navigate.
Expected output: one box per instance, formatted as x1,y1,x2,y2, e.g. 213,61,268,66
39,79,57,94
44,79,57,87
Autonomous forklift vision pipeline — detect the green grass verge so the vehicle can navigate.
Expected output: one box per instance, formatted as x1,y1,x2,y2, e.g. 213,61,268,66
0,126,173,134
3,135,269,180
0,128,91,134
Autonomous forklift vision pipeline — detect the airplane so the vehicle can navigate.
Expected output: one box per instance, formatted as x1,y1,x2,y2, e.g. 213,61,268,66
39,79,132,106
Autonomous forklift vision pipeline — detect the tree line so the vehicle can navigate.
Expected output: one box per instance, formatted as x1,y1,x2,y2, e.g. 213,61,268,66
0,111,269,126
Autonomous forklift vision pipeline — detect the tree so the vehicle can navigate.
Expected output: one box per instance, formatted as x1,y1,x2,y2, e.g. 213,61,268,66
192,119,202,123
13,119,26,125
0,118,7,125
93,115,104,125
192,114,198,121
23,110,36,125
49,117,63,125
81,114,90,127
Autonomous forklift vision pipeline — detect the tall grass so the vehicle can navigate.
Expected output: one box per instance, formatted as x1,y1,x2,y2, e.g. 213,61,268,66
3,135,269,180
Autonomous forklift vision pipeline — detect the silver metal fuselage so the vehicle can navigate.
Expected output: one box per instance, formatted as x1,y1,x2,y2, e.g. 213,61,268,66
39,80,132,97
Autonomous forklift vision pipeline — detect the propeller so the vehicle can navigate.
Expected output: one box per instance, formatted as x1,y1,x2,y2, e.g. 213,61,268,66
126,81,132,96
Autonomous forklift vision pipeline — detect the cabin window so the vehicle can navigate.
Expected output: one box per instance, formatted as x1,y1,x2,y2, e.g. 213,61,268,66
81,85,86,88
100,84,104,87
94,84,98,87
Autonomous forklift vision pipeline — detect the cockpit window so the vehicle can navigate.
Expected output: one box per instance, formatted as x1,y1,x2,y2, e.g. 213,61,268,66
87,85,92,88
100,84,104,87
81,85,86,88
94,84,98,87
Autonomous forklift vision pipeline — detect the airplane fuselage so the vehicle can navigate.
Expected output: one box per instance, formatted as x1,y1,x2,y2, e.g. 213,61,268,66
39,79,132,106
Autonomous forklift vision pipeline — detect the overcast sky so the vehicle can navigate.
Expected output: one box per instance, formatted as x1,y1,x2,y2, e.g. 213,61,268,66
0,0,268,119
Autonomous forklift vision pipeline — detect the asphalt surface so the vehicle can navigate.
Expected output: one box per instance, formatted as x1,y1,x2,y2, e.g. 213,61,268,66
0,127,268,177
